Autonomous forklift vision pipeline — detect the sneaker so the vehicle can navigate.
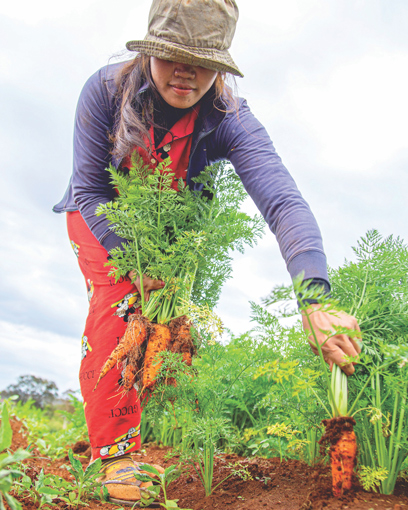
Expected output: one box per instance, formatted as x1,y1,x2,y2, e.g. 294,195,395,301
99,454,164,507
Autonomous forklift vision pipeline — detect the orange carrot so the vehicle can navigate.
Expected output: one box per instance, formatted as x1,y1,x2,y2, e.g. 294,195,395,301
331,428,357,497
142,323,171,390
121,363,137,393
319,416,357,497
94,314,147,390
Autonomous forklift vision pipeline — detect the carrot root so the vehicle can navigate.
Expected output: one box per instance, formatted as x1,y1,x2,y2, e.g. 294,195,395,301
121,363,137,393
168,316,196,356
319,416,357,498
94,314,148,391
142,323,171,391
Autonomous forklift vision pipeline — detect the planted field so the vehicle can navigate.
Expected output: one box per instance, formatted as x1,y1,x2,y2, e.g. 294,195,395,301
2,230,408,509
3,418,408,509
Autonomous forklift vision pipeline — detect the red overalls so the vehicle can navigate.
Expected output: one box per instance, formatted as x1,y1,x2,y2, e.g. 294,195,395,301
67,107,199,460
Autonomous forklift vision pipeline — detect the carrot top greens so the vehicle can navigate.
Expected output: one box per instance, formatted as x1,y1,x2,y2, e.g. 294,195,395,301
96,153,264,324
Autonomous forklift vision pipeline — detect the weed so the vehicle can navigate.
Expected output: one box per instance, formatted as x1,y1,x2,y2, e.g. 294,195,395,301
133,463,192,509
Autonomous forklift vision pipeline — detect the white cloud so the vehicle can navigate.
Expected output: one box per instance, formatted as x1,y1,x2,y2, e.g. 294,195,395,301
0,320,80,392
288,52,408,173
1,0,100,25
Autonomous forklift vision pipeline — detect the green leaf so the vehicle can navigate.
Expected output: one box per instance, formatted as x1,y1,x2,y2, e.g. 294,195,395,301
38,487,61,496
0,474,13,493
164,465,177,477
3,493,22,510
143,485,160,498
0,469,13,481
0,449,30,470
138,463,160,476
133,473,154,483
84,458,101,478
0,405,12,451
21,475,32,488
101,485,109,501
161,501,179,509
68,449,83,475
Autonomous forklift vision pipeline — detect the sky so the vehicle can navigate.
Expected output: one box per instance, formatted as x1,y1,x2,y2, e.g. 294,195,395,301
0,0,407,393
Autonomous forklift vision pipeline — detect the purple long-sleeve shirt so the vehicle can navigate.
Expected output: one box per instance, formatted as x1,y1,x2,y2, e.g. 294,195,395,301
53,61,329,283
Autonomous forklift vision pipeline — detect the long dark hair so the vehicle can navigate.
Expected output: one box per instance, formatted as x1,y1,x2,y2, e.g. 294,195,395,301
111,54,237,160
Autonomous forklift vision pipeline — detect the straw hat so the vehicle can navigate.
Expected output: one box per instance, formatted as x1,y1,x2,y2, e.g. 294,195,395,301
126,0,244,77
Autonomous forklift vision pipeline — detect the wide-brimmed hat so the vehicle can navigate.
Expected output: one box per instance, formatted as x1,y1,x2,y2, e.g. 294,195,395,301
126,0,243,78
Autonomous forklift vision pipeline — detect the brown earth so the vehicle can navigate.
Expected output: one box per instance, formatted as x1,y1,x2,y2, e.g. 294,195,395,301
6,419,408,510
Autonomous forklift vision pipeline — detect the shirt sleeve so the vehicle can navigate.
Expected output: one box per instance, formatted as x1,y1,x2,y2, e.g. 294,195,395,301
212,99,329,283
71,66,128,253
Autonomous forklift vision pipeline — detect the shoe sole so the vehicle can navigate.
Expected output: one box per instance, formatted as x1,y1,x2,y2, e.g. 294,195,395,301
109,498,160,508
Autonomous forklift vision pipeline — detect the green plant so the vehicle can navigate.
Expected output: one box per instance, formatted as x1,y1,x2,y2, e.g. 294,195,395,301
266,422,301,462
133,463,191,510
56,449,107,508
14,468,61,508
96,156,264,323
10,394,88,460
358,465,389,492
0,402,31,510
329,231,408,494
263,230,408,494
179,416,235,497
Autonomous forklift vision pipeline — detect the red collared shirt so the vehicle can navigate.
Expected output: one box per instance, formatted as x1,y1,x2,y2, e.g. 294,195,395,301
121,105,200,191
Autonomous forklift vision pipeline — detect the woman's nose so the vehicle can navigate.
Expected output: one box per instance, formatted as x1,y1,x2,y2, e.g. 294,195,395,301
174,62,195,78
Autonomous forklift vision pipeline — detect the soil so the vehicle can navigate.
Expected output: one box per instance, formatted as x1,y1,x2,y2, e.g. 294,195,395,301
6,419,408,510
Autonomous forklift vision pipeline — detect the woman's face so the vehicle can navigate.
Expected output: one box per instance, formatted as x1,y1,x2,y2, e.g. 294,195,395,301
150,57,218,109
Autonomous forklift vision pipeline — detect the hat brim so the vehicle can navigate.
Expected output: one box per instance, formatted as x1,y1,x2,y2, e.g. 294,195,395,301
126,38,244,78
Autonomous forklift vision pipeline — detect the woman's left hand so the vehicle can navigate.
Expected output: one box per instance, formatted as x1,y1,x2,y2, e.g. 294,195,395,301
301,304,362,375
128,271,165,302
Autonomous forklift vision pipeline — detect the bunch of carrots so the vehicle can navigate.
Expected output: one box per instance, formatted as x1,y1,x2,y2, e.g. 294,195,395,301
94,314,195,397
93,153,263,398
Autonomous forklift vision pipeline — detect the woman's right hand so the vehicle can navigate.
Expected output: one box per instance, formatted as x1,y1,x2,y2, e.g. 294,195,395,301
128,271,165,302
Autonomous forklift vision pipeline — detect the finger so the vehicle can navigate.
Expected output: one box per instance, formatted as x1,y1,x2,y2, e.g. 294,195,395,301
148,279,166,291
348,335,362,354
325,345,355,375
340,362,355,376
334,335,359,359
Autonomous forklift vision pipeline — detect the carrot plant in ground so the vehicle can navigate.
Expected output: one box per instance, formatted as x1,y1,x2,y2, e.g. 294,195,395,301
328,231,408,494
251,305,327,464
142,317,331,492
0,402,31,510
262,230,408,495
141,335,278,495
180,417,253,496
142,330,282,448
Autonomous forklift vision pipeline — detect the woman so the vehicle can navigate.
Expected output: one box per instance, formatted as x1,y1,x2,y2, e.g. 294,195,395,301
54,0,361,504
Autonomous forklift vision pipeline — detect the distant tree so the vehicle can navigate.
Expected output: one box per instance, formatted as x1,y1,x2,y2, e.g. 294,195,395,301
1,375,59,409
